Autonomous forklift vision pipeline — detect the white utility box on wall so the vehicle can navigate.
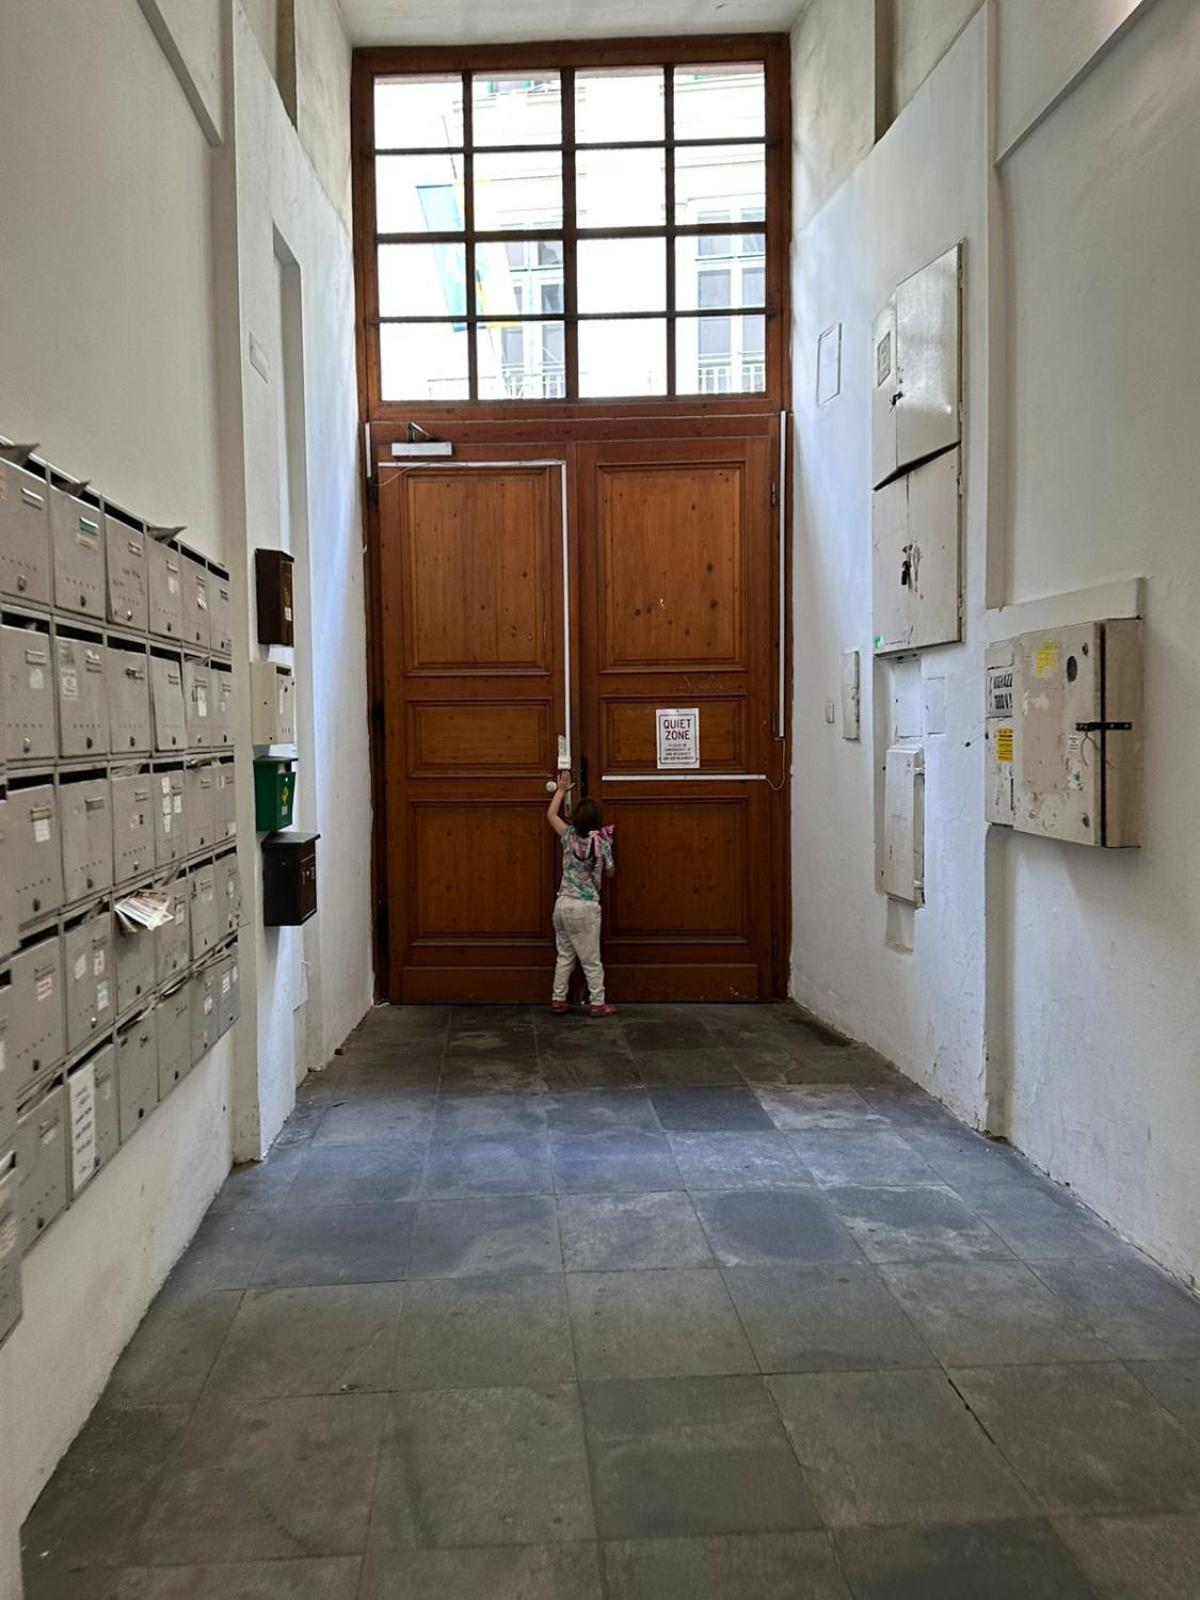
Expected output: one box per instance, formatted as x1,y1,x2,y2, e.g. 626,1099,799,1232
882,743,925,904
872,243,962,489
988,619,1142,848
872,447,961,655
250,660,296,747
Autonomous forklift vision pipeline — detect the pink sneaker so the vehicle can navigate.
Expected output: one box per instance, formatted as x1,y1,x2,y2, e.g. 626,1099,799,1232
550,1000,570,1014
590,1002,618,1018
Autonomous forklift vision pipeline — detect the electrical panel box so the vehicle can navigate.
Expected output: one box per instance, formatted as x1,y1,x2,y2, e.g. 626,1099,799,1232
111,769,155,884
8,932,65,1103
254,756,295,832
154,767,186,869
0,456,51,605
67,1042,118,1197
216,948,241,1036
49,482,106,620
209,567,233,657
55,634,109,758
104,512,148,630
873,447,961,656
872,243,962,488
181,551,210,652
215,760,237,843
61,774,113,902
189,864,219,961
63,907,112,1055
1,616,56,763
989,619,1142,848
147,537,184,641
211,661,234,749
250,661,295,746
114,911,156,1017
190,962,220,1065
262,831,318,927
215,850,242,938
106,643,153,754
186,762,217,855
8,780,64,927
15,1079,67,1250
156,877,190,987
0,1151,21,1347
881,744,925,905
117,1010,158,1143
156,985,192,1096
256,548,295,647
183,657,213,750
149,653,187,753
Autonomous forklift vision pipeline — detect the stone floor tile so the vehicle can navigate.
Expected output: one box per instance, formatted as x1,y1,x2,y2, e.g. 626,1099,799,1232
1054,1511,1200,1599
392,1275,574,1390
568,1269,755,1380
420,1134,552,1197
693,1188,862,1266
164,1212,268,1293
311,1091,436,1147
824,1184,1013,1264
370,1386,594,1549
834,1521,1094,1599
288,1141,427,1207
1032,1259,1200,1359
103,1558,364,1598
603,1532,851,1599
545,1089,661,1138
206,1146,306,1215
432,1091,547,1140
632,1048,742,1086
360,1544,604,1600
558,1192,713,1271
204,1284,403,1397
648,1087,778,1134
722,1263,934,1373
550,1132,683,1194
538,1051,644,1088
752,1086,888,1131
106,1287,243,1406
622,1020,713,1054
407,1194,562,1278
767,1370,1033,1528
970,1184,1124,1263
583,1376,819,1540
880,1261,1110,1366
251,1203,416,1288
1129,1360,1200,1439
667,1132,812,1190
787,1128,937,1187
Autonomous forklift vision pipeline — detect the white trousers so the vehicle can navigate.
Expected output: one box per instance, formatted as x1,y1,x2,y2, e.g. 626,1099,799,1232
552,897,605,1004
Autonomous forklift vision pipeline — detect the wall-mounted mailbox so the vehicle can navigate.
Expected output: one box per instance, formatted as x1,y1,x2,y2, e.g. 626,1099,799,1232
15,1079,67,1250
255,548,294,646
262,830,318,927
0,1151,22,1347
250,661,295,746
0,454,51,606
254,756,295,832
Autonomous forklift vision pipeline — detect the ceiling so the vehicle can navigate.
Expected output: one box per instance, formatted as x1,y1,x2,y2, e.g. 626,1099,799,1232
339,0,803,47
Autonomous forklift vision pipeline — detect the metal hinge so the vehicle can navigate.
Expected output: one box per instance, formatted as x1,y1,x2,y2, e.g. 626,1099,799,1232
770,481,778,508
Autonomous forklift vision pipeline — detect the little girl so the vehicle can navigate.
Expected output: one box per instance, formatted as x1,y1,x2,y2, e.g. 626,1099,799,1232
546,772,616,1016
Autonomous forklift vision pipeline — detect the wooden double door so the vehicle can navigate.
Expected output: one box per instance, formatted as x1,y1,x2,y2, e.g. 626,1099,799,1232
375,421,787,1002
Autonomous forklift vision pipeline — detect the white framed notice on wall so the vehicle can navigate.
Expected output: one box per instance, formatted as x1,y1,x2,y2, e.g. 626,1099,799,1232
656,708,700,769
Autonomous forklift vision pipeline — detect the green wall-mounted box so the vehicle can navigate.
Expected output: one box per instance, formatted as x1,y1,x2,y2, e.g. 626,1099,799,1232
254,757,295,833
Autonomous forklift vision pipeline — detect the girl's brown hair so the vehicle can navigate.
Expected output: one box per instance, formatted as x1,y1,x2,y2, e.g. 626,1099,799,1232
570,797,603,836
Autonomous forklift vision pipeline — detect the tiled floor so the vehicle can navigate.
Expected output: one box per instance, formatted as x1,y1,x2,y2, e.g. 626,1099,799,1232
22,1002,1200,1598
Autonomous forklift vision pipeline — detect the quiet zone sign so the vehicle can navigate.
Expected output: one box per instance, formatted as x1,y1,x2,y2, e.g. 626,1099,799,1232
656,707,700,769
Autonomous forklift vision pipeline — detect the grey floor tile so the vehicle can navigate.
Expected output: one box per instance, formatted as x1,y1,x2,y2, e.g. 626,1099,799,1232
559,1192,713,1271
1130,1361,1200,1439
951,1364,1200,1516
204,1284,403,1397
439,1056,546,1091
407,1194,562,1278
825,1184,1013,1264
432,1091,547,1139
312,1091,436,1147
370,1386,594,1549
568,1269,755,1380
728,1047,865,1087
133,1394,383,1563
360,1544,604,1600
1032,1259,1200,1359
693,1188,862,1266
105,1557,364,1597
788,1129,937,1187
901,1126,1034,1193
583,1375,819,1539
21,1406,192,1577
332,1038,446,1086
603,1531,851,1599
288,1141,427,1207
858,1083,962,1130
667,1132,812,1190
252,1203,416,1287
971,1184,1124,1262
538,1051,644,1088
881,1262,1110,1366
271,1097,329,1148
834,1521,1094,1599
206,1146,306,1214
632,1048,741,1086
106,1287,243,1406
753,1086,888,1131
649,1087,778,1133
367,1004,451,1038
545,1089,661,1138
166,1212,268,1293
550,1132,683,1194
723,1264,934,1373
392,1275,575,1390
623,1020,713,1054
767,1370,1033,1528
421,1134,552,1197
445,1026,537,1061
1054,1511,1200,1599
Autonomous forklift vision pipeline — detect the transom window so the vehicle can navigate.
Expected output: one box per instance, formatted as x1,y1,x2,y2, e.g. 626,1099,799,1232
358,52,782,405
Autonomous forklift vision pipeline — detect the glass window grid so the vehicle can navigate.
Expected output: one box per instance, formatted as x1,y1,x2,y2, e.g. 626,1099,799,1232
369,63,769,401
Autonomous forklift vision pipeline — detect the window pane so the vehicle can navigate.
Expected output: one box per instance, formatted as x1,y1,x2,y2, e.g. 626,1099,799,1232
676,315,766,394
378,243,467,318
375,74,464,149
473,150,563,231
477,322,566,399
376,154,464,234
476,240,562,319
540,282,564,315
674,240,765,310
698,270,731,310
579,318,667,397
380,322,469,401
577,237,666,313
675,145,765,225
575,67,665,142
673,63,765,141
472,72,562,146
576,147,665,228
743,265,766,305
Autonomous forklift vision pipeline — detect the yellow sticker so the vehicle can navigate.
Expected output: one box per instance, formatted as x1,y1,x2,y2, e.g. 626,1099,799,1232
996,727,1013,763
1034,641,1059,677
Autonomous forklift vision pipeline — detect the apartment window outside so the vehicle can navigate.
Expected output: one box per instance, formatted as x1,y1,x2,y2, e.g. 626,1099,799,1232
357,48,785,405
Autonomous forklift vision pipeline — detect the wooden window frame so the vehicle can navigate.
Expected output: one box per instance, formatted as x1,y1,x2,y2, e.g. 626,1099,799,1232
352,35,791,421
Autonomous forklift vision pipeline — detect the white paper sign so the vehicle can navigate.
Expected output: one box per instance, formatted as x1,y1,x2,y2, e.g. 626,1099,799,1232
656,708,700,770
69,1060,98,1193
